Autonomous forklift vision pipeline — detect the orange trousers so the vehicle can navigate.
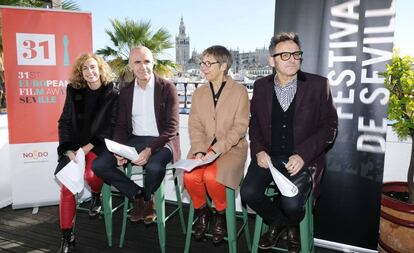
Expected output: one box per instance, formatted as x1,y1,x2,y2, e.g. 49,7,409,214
60,152,103,229
183,160,226,212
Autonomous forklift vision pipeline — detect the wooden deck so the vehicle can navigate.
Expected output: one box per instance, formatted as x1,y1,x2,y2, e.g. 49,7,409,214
0,197,338,253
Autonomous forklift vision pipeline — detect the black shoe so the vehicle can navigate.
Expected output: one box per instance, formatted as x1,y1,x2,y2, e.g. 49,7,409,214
258,224,287,249
88,192,101,219
287,224,301,253
57,229,75,253
212,211,226,244
193,206,210,240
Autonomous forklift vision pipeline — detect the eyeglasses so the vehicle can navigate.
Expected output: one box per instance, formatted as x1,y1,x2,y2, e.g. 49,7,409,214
272,51,303,61
200,61,220,67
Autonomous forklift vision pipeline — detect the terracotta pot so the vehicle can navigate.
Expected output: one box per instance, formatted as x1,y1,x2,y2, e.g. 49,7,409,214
378,182,414,253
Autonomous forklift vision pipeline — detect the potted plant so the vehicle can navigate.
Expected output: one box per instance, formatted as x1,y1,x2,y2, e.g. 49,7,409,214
378,50,414,253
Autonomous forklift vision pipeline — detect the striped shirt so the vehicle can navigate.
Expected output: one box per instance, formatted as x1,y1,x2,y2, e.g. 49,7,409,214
274,74,297,111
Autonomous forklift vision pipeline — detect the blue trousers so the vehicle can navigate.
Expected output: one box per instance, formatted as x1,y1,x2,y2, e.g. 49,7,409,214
92,136,172,201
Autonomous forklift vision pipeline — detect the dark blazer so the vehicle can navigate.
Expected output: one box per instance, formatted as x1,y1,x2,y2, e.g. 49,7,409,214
249,71,338,197
55,82,119,173
113,75,181,162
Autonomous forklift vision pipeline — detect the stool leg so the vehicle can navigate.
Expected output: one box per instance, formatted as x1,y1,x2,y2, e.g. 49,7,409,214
119,164,132,248
309,195,314,253
184,201,195,253
173,172,186,234
226,188,237,253
241,204,251,251
251,214,263,253
300,194,314,253
119,196,129,248
102,183,113,247
155,181,166,253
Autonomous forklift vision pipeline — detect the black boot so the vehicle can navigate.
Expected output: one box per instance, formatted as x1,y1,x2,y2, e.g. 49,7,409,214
193,205,210,240
287,224,301,253
88,192,101,219
212,211,227,244
57,229,75,253
258,224,287,249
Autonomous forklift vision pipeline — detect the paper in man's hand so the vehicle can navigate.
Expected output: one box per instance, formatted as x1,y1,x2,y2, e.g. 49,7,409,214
104,138,139,161
266,158,298,197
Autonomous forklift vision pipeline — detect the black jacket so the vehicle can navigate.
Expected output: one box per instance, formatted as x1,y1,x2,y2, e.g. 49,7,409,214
56,82,118,158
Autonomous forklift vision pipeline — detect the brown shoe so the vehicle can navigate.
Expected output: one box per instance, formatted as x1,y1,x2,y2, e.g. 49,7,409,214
143,198,157,224
258,224,287,249
130,197,144,222
212,212,226,244
287,224,301,253
193,206,210,240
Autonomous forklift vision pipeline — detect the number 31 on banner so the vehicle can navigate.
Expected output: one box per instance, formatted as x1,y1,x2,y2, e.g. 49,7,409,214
16,33,56,66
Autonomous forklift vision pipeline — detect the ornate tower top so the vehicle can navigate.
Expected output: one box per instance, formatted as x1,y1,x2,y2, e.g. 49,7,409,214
179,16,187,37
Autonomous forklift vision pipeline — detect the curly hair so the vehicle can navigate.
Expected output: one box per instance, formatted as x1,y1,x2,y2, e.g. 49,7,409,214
69,53,114,89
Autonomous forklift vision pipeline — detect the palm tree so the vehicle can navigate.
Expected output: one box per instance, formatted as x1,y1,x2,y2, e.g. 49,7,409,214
96,18,178,83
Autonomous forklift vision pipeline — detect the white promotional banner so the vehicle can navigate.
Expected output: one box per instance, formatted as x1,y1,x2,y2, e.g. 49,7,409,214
1,7,92,208
10,143,91,208
10,143,61,208
0,115,11,208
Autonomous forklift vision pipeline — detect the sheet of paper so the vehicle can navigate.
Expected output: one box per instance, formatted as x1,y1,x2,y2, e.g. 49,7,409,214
168,153,220,172
55,148,85,195
104,138,139,161
267,158,298,197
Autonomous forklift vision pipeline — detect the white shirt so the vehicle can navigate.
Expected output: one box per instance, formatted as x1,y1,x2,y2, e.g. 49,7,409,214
131,75,159,137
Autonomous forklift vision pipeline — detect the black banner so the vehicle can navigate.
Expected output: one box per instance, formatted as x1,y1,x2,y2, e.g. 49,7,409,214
274,0,396,250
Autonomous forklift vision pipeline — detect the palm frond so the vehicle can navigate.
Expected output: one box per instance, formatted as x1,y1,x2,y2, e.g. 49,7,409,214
155,59,179,77
61,0,80,11
96,18,178,80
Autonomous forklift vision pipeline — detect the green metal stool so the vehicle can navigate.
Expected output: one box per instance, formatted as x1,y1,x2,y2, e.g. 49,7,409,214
251,186,315,253
184,187,251,253
118,163,186,253
75,184,124,247
101,183,125,247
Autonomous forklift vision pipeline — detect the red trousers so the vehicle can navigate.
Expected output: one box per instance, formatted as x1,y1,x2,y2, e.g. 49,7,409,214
183,160,226,212
60,152,103,229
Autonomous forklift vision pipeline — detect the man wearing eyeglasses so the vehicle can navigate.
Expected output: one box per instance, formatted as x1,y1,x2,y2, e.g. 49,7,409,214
241,32,338,253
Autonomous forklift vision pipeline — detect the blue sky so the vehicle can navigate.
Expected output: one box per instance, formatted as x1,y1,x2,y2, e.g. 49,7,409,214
78,0,275,60
79,0,413,59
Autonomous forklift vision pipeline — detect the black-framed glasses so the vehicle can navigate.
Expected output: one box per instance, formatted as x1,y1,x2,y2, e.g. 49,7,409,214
272,51,303,61
200,61,220,67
